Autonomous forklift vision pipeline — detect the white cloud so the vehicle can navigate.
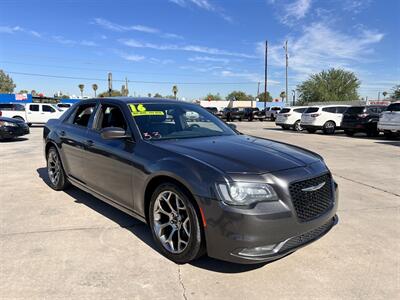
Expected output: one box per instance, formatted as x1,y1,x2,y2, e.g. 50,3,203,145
189,56,230,63
81,40,97,47
168,0,233,22
220,70,280,84
0,25,41,37
282,0,312,25
120,39,256,58
121,54,146,62
52,36,98,47
257,22,384,79
343,0,372,13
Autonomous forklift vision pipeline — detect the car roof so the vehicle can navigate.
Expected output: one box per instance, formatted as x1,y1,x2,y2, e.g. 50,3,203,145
90,97,185,105
0,116,20,122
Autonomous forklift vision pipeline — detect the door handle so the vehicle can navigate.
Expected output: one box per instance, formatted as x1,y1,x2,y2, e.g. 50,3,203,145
85,140,94,147
59,130,66,136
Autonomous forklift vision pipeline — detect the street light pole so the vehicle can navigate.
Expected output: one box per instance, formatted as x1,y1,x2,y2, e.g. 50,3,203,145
264,40,268,111
284,40,288,105
292,90,295,106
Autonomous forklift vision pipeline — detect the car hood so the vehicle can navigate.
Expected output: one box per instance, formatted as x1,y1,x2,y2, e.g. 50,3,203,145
154,135,321,174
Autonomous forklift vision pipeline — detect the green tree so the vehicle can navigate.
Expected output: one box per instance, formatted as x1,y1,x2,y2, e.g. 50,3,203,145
31,90,37,96
78,84,85,97
226,90,253,101
165,95,176,99
0,70,16,93
92,84,98,97
61,95,70,99
390,85,400,100
257,91,273,102
98,90,123,97
19,89,29,94
382,91,388,99
205,93,222,100
153,93,163,98
297,68,360,104
279,91,286,102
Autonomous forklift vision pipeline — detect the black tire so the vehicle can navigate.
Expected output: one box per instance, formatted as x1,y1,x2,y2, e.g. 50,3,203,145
281,125,290,130
322,121,336,135
13,116,25,122
366,129,378,137
383,131,394,139
293,120,303,131
27,123,32,127
306,128,316,133
238,118,242,122
46,146,69,191
344,130,354,137
149,183,205,264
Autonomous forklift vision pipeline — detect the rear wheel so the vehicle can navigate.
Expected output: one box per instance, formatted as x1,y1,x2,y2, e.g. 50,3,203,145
293,120,303,131
149,183,205,264
46,146,69,190
322,121,336,135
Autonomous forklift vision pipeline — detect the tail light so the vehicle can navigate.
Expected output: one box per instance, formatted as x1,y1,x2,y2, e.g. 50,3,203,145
0,111,2,116
310,113,320,117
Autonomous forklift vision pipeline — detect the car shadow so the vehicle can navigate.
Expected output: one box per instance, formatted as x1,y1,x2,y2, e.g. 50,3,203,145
374,141,400,147
0,137,29,143
36,167,267,273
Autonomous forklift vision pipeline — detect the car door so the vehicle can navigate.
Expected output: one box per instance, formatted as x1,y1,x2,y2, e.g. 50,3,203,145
84,102,135,209
26,104,41,123
335,106,348,126
41,104,59,123
58,102,97,183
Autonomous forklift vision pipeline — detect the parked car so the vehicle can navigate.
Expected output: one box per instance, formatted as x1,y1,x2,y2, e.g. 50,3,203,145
204,107,218,115
44,97,338,264
301,105,350,134
265,107,282,121
243,107,259,121
221,107,245,121
0,103,64,126
0,103,26,113
275,106,308,131
378,102,400,138
341,105,387,137
0,116,30,140
56,103,73,112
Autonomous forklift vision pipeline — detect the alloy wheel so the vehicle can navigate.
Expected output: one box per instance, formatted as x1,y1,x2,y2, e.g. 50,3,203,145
47,150,61,185
153,191,191,254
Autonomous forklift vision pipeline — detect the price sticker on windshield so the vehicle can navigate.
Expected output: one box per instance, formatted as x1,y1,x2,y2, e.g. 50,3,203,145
129,104,165,116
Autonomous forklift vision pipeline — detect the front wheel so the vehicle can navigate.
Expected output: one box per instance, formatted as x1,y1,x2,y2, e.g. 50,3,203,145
293,120,303,131
149,183,205,264
46,146,69,190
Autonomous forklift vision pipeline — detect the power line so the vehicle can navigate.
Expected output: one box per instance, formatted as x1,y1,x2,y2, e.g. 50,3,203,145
5,71,258,85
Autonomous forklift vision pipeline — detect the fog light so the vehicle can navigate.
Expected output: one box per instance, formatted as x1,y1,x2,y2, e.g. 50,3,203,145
238,244,277,257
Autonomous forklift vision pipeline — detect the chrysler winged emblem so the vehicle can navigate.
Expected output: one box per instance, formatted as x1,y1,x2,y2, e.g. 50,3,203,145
301,181,326,192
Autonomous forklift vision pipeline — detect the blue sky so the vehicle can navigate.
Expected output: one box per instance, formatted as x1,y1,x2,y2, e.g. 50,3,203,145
0,0,399,100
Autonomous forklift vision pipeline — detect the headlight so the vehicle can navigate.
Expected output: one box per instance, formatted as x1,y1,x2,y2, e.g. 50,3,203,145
0,121,18,127
216,182,278,206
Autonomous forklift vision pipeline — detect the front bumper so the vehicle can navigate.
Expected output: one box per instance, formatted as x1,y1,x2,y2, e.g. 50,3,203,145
200,165,339,264
0,125,29,139
378,123,400,132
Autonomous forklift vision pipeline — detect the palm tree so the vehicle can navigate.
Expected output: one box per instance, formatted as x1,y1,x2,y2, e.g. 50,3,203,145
92,84,98,97
279,91,286,102
172,85,178,99
78,84,84,98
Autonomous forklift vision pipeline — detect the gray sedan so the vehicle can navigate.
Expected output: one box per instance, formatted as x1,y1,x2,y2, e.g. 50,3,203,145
43,97,338,264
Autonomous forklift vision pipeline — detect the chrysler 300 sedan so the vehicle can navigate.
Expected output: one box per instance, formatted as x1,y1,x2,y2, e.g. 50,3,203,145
43,98,338,264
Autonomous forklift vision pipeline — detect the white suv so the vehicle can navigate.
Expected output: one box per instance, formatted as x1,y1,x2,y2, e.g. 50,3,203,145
378,102,400,138
301,105,350,134
275,106,308,131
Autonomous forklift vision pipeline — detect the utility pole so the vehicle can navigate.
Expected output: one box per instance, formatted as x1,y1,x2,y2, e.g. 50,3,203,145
264,40,268,111
378,91,380,101
284,40,288,105
107,72,112,97
292,90,295,106
125,77,129,96
257,81,260,98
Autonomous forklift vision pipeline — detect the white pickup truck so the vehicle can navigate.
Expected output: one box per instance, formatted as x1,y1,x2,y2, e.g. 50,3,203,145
0,103,64,126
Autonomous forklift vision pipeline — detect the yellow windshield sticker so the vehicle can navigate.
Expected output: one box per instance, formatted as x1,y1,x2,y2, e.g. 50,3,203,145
129,104,165,116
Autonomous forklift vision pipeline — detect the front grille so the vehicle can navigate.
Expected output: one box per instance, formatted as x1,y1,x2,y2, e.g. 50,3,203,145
280,218,334,252
289,173,333,222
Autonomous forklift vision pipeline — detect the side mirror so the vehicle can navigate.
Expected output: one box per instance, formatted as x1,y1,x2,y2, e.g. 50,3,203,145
228,123,237,130
100,127,129,139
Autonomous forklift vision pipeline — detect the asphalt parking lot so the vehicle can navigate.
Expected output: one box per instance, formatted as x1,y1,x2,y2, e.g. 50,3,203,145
1,122,399,299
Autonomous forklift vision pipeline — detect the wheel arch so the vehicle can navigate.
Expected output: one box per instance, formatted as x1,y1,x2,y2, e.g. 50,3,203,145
13,116,25,121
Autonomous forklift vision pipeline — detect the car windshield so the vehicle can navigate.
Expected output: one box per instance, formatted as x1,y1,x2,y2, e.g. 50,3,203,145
128,102,236,141
305,107,319,113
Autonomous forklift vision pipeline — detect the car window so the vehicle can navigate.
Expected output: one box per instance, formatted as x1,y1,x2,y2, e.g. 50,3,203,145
367,107,377,114
280,108,291,113
322,107,335,113
305,107,319,113
376,106,387,113
97,104,128,130
294,107,307,113
386,103,400,112
272,107,281,111
346,107,365,114
71,103,96,127
128,103,235,140
336,107,348,113
29,104,39,112
42,105,56,113
58,104,71,108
